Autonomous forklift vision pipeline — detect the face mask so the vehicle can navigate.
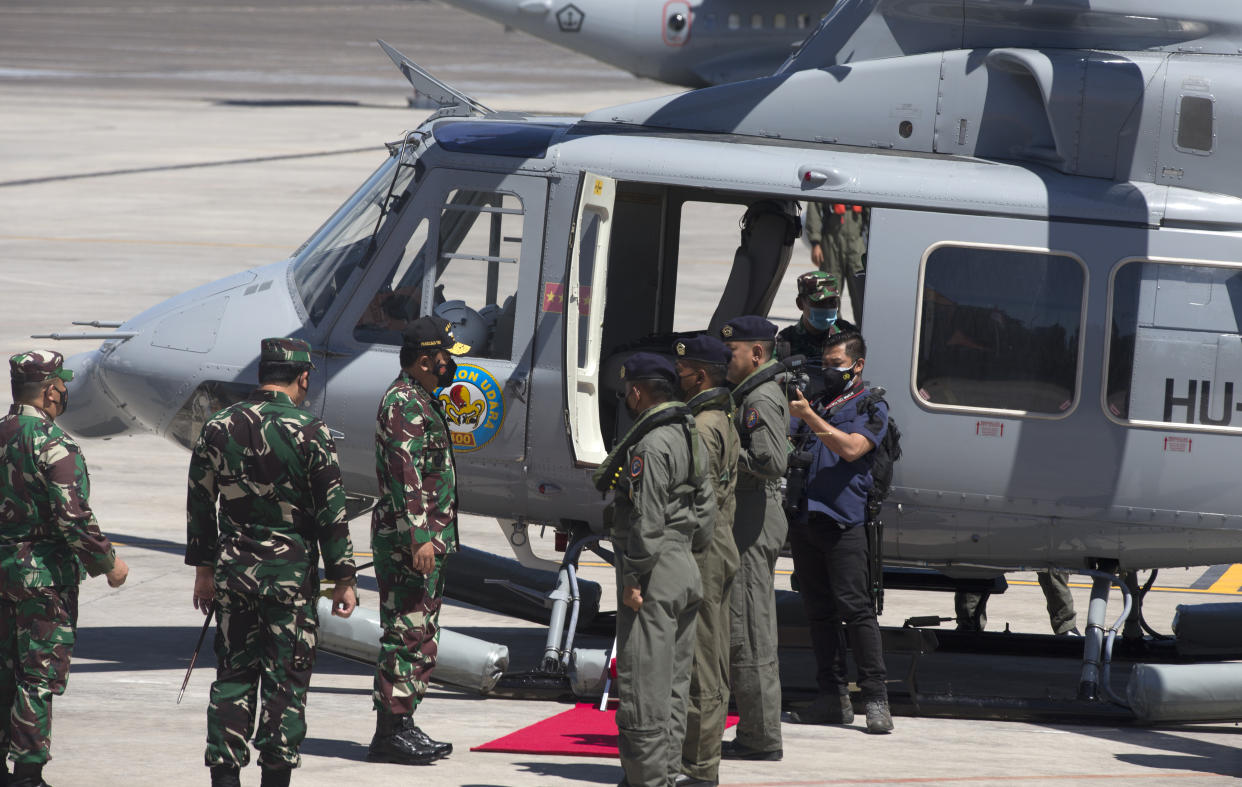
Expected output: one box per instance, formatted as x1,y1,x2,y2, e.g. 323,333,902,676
820,363,856,399
807,306,838,331
435,358,457,389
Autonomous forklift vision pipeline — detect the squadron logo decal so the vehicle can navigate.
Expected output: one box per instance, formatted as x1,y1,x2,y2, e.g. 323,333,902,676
630,455,644,479
556,3,584,32
744,407,760,430
436,364,505,452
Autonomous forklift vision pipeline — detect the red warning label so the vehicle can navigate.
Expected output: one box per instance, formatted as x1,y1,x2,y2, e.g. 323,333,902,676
1163,436,1192,453
976,420,1004,437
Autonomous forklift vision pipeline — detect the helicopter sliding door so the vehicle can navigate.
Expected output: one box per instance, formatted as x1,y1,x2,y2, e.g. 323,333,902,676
564,172,616,467
319,167,547,510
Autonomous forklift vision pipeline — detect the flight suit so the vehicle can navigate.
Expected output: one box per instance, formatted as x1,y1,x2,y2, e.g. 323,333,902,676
0,403,118,767
806,203,867,323
186,390,356,770
371,372,460,716
606,402,713,787
680,388,741,783
729,360,790,755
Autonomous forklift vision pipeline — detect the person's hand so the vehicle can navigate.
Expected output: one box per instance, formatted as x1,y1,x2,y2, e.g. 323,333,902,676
412,541,436,576
331,582,357,618
193,565,215,615
811,243,824,267
789,388,813,421
105,556,129,588
622,585,643,612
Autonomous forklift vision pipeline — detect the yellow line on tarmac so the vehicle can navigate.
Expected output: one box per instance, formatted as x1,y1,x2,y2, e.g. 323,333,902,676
1205,563,1242,594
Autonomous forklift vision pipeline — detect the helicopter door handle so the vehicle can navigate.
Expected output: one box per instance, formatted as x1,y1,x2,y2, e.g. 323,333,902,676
506,375,528,403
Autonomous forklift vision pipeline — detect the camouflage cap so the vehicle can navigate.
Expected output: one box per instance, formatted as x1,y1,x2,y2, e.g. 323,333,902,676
9,350,72,384
402,316,471,356
260,337,316,368
797,271,841,304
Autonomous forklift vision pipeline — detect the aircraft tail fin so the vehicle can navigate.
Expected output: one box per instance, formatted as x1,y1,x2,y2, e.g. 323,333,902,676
378,39,493,117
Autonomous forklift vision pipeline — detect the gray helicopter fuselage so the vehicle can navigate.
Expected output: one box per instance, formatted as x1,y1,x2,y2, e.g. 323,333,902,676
57,0,1242,578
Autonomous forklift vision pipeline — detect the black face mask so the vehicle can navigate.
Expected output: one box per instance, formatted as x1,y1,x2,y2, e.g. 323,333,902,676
435,358,457,389
820,364,857,400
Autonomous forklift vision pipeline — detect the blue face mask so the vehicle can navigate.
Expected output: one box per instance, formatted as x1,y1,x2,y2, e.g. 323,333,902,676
807,306,838,331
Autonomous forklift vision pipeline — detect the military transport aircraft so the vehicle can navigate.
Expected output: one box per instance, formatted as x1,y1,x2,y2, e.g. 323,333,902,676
42,0,1242,707
434,0,831,86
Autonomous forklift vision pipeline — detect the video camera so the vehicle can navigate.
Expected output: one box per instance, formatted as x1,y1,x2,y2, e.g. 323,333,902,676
779,353,811,403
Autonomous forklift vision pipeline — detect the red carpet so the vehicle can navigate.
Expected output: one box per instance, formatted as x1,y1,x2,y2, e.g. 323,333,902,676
471,702,739,758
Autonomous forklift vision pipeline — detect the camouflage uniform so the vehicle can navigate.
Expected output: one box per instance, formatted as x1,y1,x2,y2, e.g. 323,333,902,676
679,385,740,784
0,352,118,768
777,272,859,399
371,372,459,716
805,203,867,323
185,339,355,771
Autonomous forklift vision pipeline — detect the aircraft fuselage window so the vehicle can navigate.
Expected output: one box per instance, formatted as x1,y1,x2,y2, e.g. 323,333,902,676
774,13,787,29
727,13,740,30
429,190,524,360
751,13,763,30
915,244,1085,416
292,155,417,324
797,13,812,29
354,219,429,344
1106,260,1242,431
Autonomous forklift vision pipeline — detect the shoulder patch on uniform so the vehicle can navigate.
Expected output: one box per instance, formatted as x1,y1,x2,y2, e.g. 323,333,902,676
629,455,644,479
744,407,760,430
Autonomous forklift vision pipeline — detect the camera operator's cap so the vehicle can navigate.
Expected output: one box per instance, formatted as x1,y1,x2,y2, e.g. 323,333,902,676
9,350,72,383
620,352,678,385
796,271,841,304
719,315,777,342
260,338,316,368
402,316,471,356
674,335,732,365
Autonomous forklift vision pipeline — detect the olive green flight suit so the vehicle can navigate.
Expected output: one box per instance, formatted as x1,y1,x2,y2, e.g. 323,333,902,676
729,361,790,754
680,388,741,783
806,203,867,324
606,402,714,787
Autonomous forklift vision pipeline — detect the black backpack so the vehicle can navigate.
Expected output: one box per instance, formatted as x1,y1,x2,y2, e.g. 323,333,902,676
856,386,902,506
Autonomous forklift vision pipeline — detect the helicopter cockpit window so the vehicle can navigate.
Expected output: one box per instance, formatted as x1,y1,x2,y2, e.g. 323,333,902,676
353,219,429,344
1106,260,1242,430
431,189,524,360
915,245,1085,416
292,155,417,325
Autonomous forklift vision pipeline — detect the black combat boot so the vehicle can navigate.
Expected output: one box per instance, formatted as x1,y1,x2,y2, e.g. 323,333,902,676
9,762,49,787
366,709,439,765
259,765,292,787
400,716,452,759
209,764,241,787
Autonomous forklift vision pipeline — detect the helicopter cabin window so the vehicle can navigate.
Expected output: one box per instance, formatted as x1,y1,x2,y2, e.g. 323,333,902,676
351,189,523,360
915,245,1085,416
1105,260,1242,431
1175,95,1214,155
293,156,416,325
353,219,429,344
431,189,523,360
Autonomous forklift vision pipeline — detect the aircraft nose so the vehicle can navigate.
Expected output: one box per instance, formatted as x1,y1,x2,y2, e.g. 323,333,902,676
60,346,147,438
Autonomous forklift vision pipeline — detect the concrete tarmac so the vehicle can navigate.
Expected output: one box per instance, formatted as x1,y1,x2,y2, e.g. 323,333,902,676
2,2,1241,785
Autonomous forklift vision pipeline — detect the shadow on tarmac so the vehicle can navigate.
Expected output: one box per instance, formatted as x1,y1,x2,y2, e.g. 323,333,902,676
1057,724,1242,778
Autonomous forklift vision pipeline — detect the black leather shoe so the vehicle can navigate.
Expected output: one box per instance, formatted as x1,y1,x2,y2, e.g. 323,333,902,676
719,739,782,761
403,719,453,759
864,699,895,734
367,710,440,765
789,693,855,725
10,762,50,787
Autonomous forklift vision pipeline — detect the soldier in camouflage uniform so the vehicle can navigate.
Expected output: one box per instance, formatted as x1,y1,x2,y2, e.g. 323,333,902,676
592,352,713,787
186,338,357,787
367,317,469,766
672,336,741,787
776,272,858,399
805,202,867,324
0,351,129,787
719,316,790,762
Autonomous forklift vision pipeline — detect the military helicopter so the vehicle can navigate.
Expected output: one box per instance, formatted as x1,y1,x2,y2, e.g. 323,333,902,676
45,0,1242,709
434,0,831,86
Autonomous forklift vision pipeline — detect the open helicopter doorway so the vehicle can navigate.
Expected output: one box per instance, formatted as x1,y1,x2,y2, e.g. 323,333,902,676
564,177,806,465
